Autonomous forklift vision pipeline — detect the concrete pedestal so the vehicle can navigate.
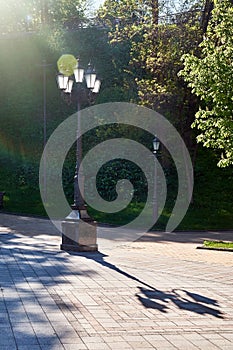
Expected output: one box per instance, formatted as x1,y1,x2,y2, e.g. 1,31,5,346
61,219,98,252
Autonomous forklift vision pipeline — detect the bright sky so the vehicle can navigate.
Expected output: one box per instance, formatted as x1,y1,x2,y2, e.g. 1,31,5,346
92,0,105,10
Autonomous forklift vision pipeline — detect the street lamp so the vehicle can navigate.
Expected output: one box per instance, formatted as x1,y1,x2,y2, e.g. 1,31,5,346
85,63,97,88
153,136,160,154
57,73,69,90
152,135,160,222
57,57,101,252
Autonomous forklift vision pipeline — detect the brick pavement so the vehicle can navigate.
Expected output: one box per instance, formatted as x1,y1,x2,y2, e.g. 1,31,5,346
0,213,233,349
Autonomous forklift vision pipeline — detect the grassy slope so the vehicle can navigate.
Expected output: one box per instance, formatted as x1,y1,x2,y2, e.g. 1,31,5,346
1,124,232,230
89,147,233,231
177,147,233,230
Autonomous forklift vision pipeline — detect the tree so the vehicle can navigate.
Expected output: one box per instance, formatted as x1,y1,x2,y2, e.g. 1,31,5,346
201,0,214,33
98,0,203,156
43,0,88,28
0,0,89,33
179,0,233,167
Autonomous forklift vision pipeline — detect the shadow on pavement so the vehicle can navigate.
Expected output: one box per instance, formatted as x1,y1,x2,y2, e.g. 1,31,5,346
0,212,60,237
0,232,97,348
137,287,223,318
69,250,224,319
138,230,233,244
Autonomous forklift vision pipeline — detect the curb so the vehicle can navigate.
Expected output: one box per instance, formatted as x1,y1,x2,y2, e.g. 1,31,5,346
196,246,233,252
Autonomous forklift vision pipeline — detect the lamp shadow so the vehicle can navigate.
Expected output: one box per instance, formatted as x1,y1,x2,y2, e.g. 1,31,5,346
136,287,223,318
70,251,224,319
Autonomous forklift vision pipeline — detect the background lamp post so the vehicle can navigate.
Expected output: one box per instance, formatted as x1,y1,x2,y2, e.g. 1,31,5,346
57,57,101,252
152,136,160,222
153,136,160,154
37,60,52,203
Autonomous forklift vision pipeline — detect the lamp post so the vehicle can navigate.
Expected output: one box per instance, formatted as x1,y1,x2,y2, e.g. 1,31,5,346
152,136,160,222
38,60,52,203
57,58,101,252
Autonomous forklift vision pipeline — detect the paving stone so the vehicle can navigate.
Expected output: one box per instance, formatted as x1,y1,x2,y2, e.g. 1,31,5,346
1,214,233,350
84,343,111,349
63,344,87,350
17,346,42,350
108,343,132,349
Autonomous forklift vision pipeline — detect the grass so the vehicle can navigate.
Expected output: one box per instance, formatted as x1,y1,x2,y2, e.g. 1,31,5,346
1,147,233,231
87,148,233,231
203,240,233,250
0,157,46,217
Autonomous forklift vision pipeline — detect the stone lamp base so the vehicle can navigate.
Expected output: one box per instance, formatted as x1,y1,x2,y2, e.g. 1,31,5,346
60,212,98,252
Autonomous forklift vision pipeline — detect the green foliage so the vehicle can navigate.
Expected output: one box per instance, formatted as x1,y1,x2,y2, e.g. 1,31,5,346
98,0,202,149
88,146,233,230
179,0,233,167
178,146,233,229
98,0,149,28
0,0,90,54
0,156,45,215
203,240,233,249
48,0,88,25
96,159,147,202
0,0,89,33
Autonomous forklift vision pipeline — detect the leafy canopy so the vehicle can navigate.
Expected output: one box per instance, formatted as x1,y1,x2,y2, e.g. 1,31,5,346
0,0,88,33
179,0,233,167
98,0,202,138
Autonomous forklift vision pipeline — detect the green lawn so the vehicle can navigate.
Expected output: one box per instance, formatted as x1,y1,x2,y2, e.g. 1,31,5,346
203,240,233,249
1,147,233,231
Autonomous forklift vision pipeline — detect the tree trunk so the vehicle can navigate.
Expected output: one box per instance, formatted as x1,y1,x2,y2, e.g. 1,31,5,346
41,0,49,24
151,0,159,26
201,0,214,33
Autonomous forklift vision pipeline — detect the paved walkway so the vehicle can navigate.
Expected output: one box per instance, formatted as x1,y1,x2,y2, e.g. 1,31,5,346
0,213,233,349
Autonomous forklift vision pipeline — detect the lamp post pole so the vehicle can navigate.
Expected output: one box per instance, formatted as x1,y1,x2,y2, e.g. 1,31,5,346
57,57,101,251
38,60,52,203
73,93,84,210
43,60,47,202
152,136,160,222
57,61,101,216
